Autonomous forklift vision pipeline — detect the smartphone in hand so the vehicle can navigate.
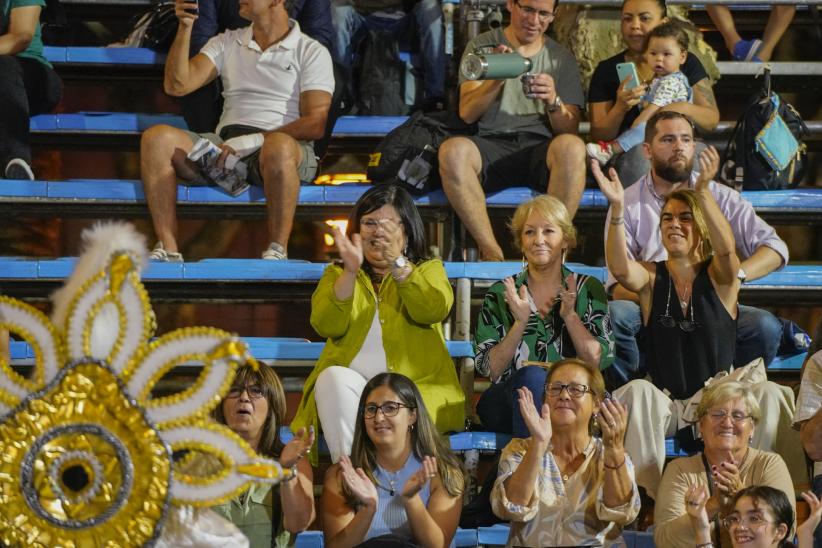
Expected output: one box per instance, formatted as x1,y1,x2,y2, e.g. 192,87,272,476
616,62,640,90
185,0,199,15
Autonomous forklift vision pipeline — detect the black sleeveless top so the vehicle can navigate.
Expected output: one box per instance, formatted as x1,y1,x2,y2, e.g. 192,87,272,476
643,261,736,400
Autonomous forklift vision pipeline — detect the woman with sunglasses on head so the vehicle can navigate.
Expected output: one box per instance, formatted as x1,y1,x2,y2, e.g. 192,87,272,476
291,185,464,465
655,382,795,548
596,146,738,406
321,372,464,548
491,358,640,547
474,195,614,438
213,365,316,547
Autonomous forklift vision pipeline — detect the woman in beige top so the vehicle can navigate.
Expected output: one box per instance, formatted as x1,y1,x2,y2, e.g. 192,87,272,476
654,381,795,548
491,358,640,547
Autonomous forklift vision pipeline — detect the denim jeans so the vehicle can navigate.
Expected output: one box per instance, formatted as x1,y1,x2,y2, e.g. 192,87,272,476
606,300,782,389
330,0,445,99
615,122,646,154
477,365,548,438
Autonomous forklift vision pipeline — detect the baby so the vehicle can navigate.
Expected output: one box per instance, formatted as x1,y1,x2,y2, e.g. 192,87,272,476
588,21,693,165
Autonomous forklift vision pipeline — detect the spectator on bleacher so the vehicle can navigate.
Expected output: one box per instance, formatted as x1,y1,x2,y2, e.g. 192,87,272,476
473,195,614,437
706,5,795,62
291,185,464,463
438,0,587,262
793,321,822,547
797,490,822,548
321,372,464,547
593,120,803,503
141,0,333,262
587,21,693,167
588,0,719,187
600,110,786,389
654,382,795,548
213,364,316,546
330,0,445,111
491,358,640,546
0,0,62,181
686,485,796,548
182,0,333,134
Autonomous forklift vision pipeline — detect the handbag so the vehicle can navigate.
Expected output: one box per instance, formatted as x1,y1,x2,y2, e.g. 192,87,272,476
755,95,800,172
679,357,767,425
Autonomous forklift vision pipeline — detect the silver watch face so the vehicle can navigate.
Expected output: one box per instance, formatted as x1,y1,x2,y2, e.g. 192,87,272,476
393,256,408,269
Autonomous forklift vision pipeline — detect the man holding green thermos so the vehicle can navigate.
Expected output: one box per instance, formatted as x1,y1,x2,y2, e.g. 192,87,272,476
439,0,586,262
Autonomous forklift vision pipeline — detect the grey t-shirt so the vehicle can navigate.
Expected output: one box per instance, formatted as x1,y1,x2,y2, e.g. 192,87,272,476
459,28,584,138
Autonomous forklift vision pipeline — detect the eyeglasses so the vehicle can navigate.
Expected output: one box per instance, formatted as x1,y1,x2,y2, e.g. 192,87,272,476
545,382,592,399
707,409,752,424
723,513,773,530
514,0,555,22
360,218,401,232
657,275,700,332
226,384,265,399
364,401,415,418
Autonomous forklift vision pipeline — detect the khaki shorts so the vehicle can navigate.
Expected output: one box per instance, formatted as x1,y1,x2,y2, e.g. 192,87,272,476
184,124,318,186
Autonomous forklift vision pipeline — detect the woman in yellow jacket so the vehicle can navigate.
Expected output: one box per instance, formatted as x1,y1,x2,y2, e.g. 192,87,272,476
292,185,465,463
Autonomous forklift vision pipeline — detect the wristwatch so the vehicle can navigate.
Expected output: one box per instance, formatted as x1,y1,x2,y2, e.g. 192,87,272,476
546,96,563,113
392,256,409,270
737,267,748,283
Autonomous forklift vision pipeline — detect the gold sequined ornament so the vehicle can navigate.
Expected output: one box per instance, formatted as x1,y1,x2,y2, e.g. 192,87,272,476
0,223,290,547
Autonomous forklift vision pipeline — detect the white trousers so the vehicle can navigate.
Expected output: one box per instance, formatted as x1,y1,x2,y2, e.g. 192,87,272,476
314,366,370,463
614,379,808,499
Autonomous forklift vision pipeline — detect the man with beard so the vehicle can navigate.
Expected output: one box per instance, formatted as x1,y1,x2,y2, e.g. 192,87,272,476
602,111,787,389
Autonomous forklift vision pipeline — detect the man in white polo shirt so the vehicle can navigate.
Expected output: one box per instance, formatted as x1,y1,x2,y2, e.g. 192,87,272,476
141,0,334,261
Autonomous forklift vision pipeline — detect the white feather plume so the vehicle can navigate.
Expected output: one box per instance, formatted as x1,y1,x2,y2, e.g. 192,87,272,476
51,222,147,329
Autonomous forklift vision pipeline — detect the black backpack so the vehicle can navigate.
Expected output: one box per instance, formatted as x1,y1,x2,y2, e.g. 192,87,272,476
356,30,411,116
720,67,808,190
119,1,177,52
367,111,477,195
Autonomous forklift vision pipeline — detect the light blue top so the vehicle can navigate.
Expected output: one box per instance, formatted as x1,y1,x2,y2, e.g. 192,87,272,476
366,452,454,546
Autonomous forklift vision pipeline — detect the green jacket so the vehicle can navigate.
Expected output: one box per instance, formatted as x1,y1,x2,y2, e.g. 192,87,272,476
292,260,465,463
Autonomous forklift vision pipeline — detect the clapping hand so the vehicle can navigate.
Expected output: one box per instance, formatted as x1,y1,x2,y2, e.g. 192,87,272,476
339,455,378,509
373,219,405,265
798,491,822,545
558,273,578,320
684,484,711,531
695,145,720,192
334,226,364,273
598,396,627,450
516,386,551,444
401,455,438,500
711,455,743,498
590,160,625,208
503,277,531,323
279,426,314,469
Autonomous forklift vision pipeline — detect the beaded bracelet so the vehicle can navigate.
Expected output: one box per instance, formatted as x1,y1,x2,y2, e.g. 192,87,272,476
281,465,299,483
603,457,626,470
610,216,625,225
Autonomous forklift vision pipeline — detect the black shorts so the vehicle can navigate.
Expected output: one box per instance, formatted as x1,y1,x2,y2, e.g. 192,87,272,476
465,133,551,193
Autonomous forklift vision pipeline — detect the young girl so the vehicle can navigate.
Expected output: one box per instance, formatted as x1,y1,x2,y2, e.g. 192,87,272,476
587,20,693,165
685,484,820,548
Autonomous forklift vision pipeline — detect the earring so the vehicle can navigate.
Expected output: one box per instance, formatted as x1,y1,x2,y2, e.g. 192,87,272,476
561,248,567,265
521,255,528,271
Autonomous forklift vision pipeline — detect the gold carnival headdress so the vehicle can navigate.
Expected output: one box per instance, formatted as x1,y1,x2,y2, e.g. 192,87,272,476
0,223,287,547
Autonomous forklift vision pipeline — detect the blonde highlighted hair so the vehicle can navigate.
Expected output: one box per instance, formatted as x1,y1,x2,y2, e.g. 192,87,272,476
509,195,577,254
694,380,762,424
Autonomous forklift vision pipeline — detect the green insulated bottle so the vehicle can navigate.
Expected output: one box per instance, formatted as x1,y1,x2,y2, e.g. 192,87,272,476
460,52,533,81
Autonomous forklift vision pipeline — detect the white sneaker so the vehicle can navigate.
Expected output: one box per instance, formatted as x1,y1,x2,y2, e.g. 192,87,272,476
5,158,35,180
586,141,616,166
149,242,184,262
261,242,287,260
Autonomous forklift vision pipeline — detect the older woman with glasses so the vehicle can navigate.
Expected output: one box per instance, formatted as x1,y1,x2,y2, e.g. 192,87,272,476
321,372,464,547
292,184,464,464
213,365,316,546
491,358,640,547
654,381,795,548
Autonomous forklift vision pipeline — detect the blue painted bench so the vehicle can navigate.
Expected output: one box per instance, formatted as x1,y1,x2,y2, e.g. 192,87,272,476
293,525,656,547
3,180,822,226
